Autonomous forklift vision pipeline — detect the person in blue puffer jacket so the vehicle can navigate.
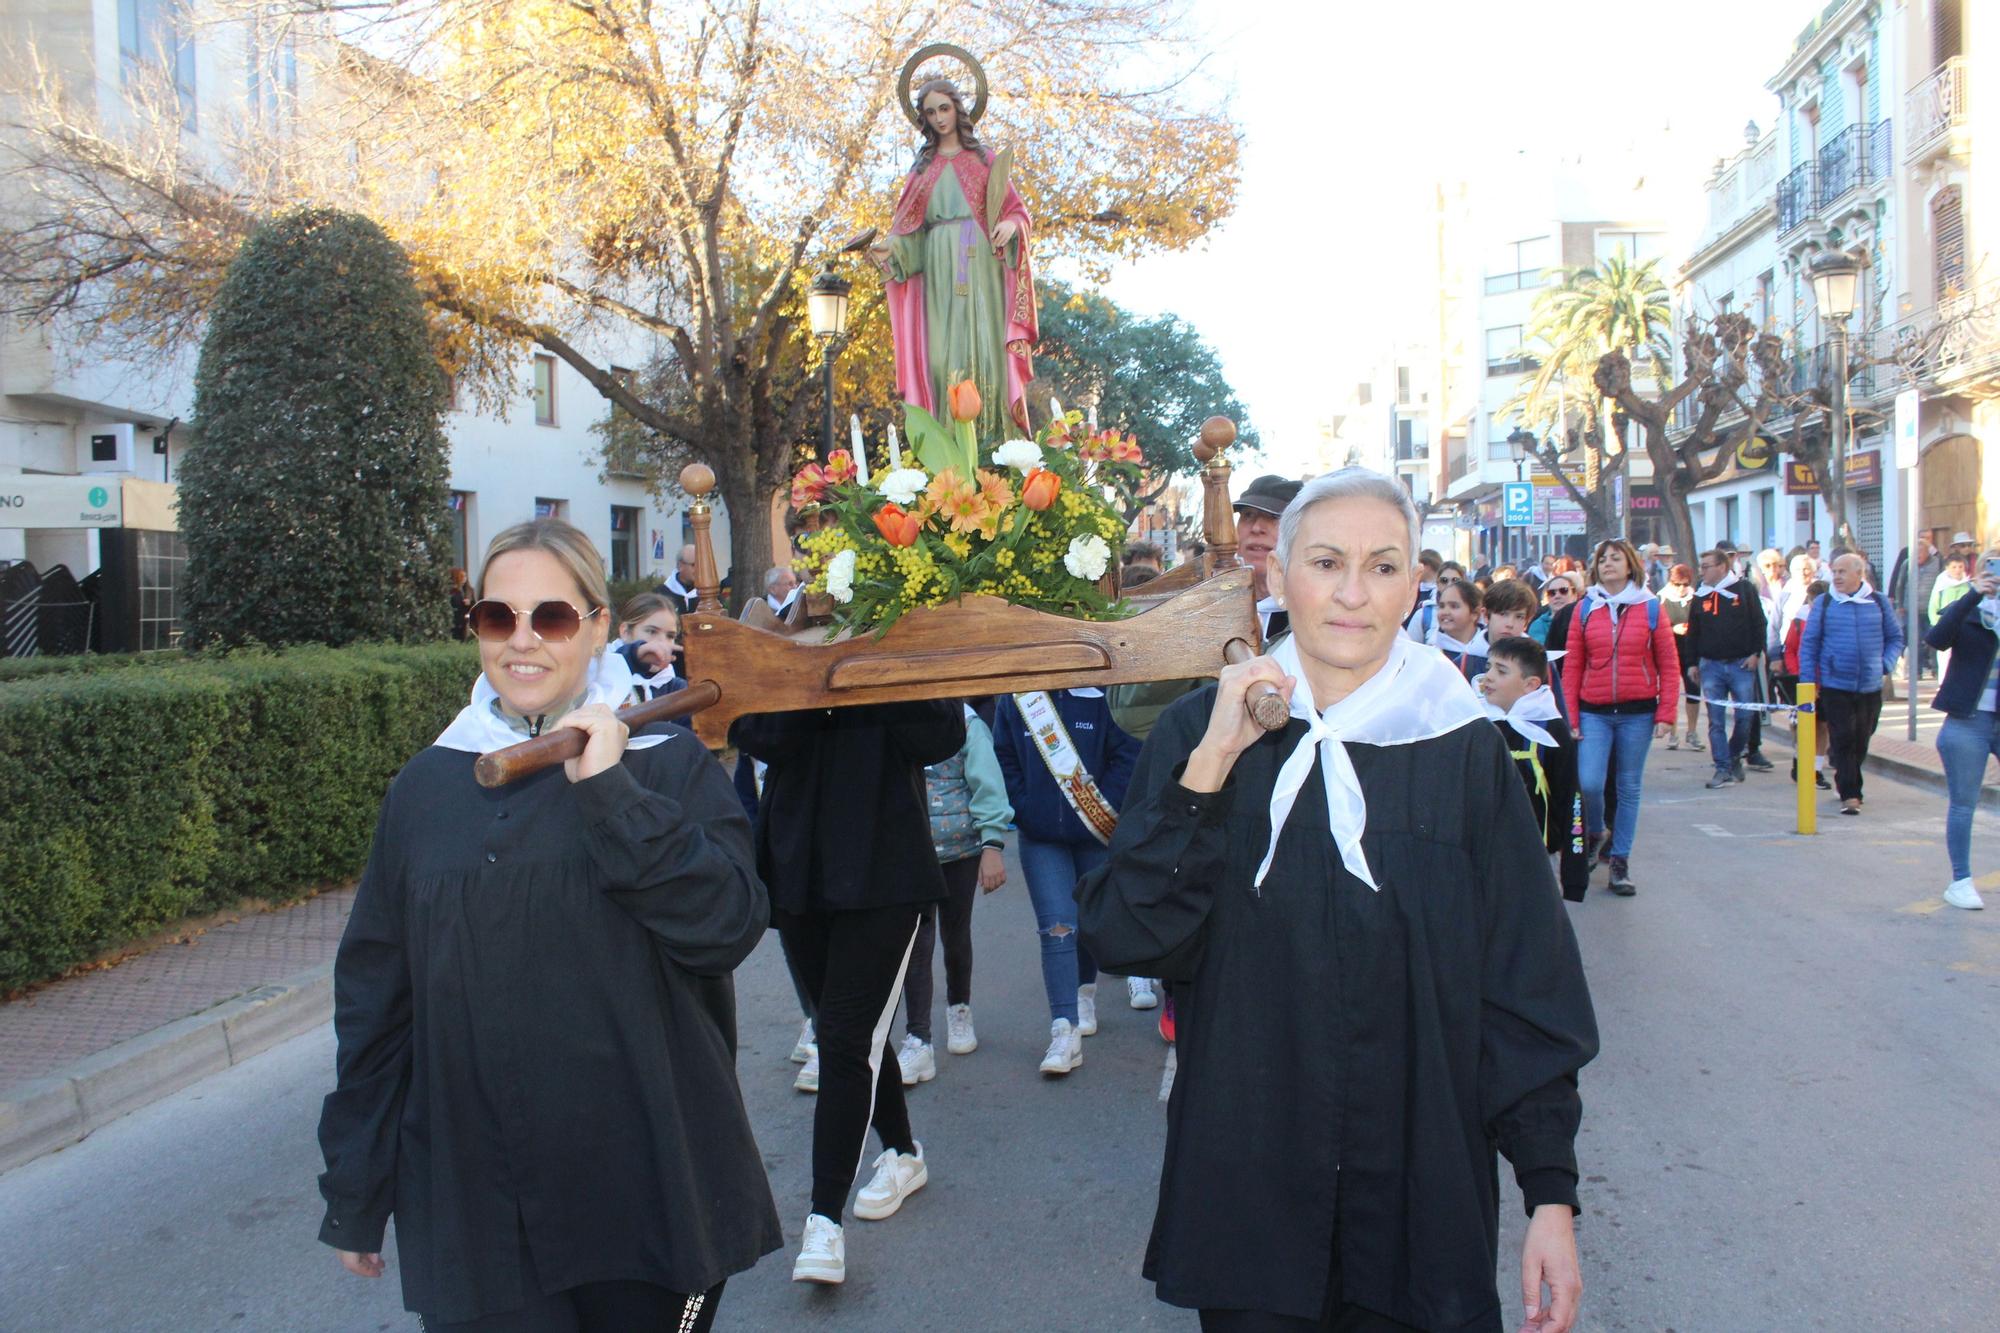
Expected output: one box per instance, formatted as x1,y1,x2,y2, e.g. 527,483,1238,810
1799,551,1905,815
993,688,1142,1076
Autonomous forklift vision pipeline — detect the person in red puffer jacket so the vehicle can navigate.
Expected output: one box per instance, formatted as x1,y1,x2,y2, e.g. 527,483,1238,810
1562,538,1681,896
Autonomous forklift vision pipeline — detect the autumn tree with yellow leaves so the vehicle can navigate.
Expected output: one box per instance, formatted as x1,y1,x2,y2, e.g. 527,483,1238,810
0,0,1240,608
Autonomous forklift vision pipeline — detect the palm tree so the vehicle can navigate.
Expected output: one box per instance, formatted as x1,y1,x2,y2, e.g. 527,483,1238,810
1498,255,1673,535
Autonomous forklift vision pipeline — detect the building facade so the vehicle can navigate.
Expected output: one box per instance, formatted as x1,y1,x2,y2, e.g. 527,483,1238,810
1,0,730,652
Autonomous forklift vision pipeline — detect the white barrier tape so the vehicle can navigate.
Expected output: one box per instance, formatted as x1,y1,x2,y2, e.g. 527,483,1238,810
1698,696,1814,715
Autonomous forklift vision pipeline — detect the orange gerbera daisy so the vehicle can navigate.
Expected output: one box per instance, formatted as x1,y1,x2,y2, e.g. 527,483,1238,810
927,468,998,539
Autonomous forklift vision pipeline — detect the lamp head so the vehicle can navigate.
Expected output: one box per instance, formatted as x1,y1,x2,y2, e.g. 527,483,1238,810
1808,250,1859,323
807,265,853,340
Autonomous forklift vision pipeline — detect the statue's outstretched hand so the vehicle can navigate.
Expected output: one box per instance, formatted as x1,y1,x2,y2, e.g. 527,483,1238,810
991,218,1019,251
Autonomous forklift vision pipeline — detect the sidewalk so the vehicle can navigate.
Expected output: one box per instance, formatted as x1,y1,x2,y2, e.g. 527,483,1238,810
0,888,353,1172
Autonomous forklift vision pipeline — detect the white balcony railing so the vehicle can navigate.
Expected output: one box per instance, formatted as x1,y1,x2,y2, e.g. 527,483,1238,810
1906,56,1968,163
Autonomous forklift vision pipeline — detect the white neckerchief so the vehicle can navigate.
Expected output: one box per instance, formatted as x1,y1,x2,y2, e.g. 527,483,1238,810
1694,571,1740,600
434,647,675,754
1484,683,1562,749
1829,580,1876,605
1587,581,1651,610
1256,594,1283,636
1255,634,1489,891
664,572,694,600
766,589,798,614
1434,626,1488,658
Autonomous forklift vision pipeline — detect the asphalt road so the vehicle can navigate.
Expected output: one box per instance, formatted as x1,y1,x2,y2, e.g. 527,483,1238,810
2,740,1996,1331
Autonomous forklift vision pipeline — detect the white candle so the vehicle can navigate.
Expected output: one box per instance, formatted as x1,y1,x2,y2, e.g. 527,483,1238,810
1087,402,1099,431
888,424,902,470
1050,398,1064,427
849,415,869,484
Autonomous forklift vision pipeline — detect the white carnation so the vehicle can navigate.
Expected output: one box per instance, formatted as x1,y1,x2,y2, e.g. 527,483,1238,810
1063,534,1111,581
991,439,1043,472
825,548,857,604
878,467,928,506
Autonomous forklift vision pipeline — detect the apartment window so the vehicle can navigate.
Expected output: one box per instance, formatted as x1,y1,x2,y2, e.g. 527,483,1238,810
1720,496,1741,547
532,353,557,426
1933,187,1966,301
609,505,641,582
1595,230,1667,266
1356,382,1373,406
1396,367,1411,405
1486,235,1551,294
1485,325,1536,376
246,26,298,128
446,491,472,572
1756,271,1774,329
1935,0,1963,65
1757,490,1776,550
119,0,196,131
534,497,567,521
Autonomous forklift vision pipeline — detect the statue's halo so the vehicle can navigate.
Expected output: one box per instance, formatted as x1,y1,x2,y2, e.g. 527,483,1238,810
900,44,989,130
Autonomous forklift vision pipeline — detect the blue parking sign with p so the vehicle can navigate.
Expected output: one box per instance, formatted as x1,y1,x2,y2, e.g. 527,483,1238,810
1502,482,1533,527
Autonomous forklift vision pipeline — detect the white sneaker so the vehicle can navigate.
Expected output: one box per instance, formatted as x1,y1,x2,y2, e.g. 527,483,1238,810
794,1047,819,1093
896,1034,936,1086
790,1018,815,1063
1040,1018,1083,1075
945,1003,978,1055
792,1213,845,1283
1076,983,1098,1036
1127,977,1159,1010
853,1142,927,1220
1943,878,1986,910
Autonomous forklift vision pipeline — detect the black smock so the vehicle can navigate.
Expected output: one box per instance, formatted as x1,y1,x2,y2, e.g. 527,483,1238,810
315,724,783,1324
1495,716,1590,903
1076,685,1598,1331
730,701,966,914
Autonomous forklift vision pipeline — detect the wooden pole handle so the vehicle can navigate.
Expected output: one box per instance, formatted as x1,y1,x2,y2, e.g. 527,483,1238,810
474,680,724,788
1223,638,1290,732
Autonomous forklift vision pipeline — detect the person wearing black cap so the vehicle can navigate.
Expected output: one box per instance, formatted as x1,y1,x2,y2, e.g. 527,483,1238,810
1234,473,1303,641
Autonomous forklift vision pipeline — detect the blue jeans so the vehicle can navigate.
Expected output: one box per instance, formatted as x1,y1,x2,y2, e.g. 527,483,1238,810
1700,658,1758,770
1938,712,2000,882
1578,711,1655,860
1017,834,1105,1025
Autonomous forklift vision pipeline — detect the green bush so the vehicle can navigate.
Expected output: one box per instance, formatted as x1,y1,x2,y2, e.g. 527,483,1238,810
0,641,476,991
179,207,454,648
0,652,174,684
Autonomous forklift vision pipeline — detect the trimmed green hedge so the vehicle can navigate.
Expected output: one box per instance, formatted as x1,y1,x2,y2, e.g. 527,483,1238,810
0,641,476,991
0,652,171,684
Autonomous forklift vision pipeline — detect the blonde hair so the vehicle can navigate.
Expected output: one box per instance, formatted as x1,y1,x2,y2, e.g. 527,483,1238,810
479,518,610,610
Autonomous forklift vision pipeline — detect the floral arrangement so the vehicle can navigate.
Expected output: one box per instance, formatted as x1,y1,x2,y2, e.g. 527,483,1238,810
790,381,1142,636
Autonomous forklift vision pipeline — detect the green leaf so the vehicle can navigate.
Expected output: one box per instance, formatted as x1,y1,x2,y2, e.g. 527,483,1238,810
902,402,958,476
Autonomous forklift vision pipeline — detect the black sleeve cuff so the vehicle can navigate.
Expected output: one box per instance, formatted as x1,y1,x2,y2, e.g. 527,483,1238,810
1163,767,1238,823
318,1205,387,1253
1516,1167,1581,1217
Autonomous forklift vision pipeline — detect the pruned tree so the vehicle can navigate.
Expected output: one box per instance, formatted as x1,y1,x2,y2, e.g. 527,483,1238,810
0,0,1241,611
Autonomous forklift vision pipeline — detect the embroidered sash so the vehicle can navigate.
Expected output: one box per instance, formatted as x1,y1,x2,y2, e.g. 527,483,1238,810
1014,691,1119,844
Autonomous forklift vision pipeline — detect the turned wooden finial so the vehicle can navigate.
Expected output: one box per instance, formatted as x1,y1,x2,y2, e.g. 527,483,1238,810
680,463,724,614
1196,416,1238,576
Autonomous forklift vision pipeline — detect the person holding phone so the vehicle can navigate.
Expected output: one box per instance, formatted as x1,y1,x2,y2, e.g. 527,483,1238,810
1928,549,2000,910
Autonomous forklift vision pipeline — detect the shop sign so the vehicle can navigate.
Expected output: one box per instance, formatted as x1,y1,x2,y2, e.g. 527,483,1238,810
1783,449,1880,494
0,475,123,528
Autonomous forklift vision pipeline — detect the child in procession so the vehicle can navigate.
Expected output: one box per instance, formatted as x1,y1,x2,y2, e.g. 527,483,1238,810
1481,635,1588,901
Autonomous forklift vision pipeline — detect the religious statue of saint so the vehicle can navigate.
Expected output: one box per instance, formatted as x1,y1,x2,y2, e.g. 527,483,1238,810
870,58,1037,442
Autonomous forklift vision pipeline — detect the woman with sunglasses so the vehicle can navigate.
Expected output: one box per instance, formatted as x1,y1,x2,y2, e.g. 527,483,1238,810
317,518,780,1332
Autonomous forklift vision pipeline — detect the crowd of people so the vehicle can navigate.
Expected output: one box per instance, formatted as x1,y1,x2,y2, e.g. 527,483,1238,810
315,477,1994,1332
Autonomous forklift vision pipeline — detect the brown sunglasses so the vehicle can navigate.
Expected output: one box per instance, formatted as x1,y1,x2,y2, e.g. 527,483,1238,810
467,598,604,643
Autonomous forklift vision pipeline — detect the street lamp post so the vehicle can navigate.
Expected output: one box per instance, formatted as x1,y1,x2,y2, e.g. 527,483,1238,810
1808,250,1859,549
807,264,852,461
1507,427,1535,565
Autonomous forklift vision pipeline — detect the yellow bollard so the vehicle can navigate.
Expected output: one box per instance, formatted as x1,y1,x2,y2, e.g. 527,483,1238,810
1795,682,1817,835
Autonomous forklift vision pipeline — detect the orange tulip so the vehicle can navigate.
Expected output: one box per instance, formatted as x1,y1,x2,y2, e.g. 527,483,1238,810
872,502,922,547
946,379,982,423
1021,468,1061,511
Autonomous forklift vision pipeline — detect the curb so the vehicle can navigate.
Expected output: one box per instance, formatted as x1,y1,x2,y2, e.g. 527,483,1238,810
0,962,334,1176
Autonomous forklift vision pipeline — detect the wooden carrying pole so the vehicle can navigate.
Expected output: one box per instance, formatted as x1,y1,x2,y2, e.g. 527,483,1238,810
473,681,721,788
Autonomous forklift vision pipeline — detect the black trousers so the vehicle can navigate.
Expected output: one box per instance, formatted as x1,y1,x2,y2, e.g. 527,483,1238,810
1818,686,1883,801
775,903,923,1219
420,1229,723,1332
904,855,979,1041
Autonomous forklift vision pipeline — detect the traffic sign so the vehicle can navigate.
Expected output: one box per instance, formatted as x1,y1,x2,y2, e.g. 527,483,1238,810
1502,481,1534,527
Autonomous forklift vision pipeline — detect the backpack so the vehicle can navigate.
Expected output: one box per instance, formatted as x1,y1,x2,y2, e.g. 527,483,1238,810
1576,596,1660,636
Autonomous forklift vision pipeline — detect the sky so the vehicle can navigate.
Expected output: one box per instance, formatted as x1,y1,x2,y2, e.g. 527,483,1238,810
1097,0,1819,476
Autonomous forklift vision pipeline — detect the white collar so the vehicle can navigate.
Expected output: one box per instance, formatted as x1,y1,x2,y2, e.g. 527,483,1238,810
1066,686,1105,699
1433,626,1488,656
1829,580,1876,605
1483,683,1562,749
1256,635,1489,891
767,589,798,613
664,572,693,597
434,646,675,755
1694,572,1740,600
